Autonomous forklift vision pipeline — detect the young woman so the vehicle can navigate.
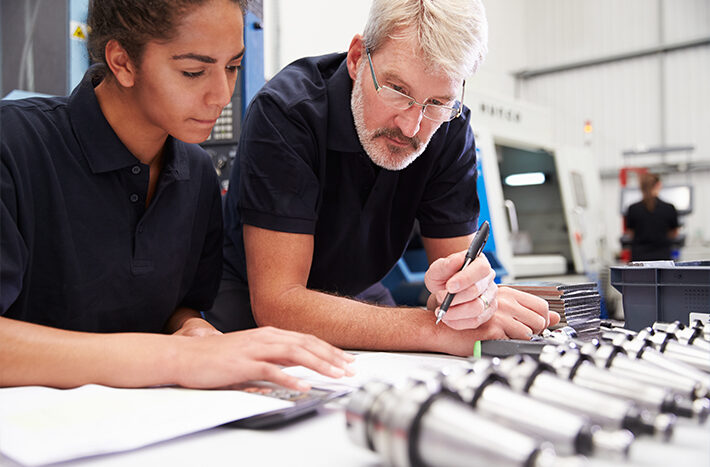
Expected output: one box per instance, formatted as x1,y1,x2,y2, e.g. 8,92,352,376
0,0,353,390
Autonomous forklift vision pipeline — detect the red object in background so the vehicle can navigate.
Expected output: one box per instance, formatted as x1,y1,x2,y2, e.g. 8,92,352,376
619,167,649,263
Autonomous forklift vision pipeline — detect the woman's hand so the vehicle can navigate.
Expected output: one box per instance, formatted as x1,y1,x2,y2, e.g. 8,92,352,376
175,326,355,391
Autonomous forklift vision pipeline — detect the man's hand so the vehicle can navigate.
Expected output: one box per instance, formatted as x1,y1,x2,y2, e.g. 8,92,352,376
165,307,221,337
175,327,355,391
483,286,560,338
423,246,560,339
424,250,497,329
173,316,222,337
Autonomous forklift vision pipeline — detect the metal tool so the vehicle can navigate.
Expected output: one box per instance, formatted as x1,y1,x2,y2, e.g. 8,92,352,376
581,337,709,401
653,321,710,351
617,334,710,390
690,319,710,341
635,328,710,372
442,359,634,458
540,345,709,423
495,354,674,441
345,379,583,467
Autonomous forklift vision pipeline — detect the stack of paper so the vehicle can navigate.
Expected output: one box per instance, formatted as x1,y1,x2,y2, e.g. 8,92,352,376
508,282,601,340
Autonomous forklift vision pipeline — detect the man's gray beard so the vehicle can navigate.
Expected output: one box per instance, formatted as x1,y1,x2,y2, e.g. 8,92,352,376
350,65,429,171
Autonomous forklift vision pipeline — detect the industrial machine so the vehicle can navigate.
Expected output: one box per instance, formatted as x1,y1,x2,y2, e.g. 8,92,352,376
1,0,264,191
201,7,265,192
466,91,605,281
1,0,90,97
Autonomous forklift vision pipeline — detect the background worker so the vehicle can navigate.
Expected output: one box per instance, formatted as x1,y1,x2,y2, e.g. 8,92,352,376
625,172,680,261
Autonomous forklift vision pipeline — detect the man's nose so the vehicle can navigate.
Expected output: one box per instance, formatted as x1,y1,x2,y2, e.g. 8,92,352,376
394,104,424,138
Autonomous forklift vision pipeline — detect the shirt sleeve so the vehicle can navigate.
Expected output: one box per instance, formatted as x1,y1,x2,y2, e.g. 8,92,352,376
237,93,322,234
416,111,479,238
0,142,29,314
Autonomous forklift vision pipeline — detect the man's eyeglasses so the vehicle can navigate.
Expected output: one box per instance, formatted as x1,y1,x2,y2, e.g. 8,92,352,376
366,48,464,123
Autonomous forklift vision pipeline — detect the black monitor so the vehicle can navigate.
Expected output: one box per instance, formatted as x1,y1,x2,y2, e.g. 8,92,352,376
620,184,693,215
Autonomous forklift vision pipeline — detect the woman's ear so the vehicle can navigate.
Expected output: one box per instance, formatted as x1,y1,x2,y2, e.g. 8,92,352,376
104,39,137,88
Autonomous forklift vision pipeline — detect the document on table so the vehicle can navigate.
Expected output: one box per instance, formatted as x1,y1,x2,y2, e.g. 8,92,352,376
0,385,292,466
284,352,467,391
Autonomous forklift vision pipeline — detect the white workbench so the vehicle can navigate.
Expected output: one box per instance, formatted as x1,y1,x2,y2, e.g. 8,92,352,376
1,351,709,467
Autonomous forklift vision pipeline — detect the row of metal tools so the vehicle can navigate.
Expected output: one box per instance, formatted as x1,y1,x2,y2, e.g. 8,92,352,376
345,320,710,467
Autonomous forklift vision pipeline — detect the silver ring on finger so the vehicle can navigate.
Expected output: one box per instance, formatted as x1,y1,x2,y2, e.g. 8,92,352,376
478,294,490,310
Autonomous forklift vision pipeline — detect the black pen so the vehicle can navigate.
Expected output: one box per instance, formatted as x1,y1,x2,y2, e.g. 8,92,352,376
435,220,490,325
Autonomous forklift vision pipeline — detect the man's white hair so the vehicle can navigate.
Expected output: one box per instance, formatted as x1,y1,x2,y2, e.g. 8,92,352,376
362,0,488,81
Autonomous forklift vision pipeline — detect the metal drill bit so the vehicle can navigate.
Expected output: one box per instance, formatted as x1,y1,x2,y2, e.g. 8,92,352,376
443,359,634,458
496,354,675,441
346,378,584,467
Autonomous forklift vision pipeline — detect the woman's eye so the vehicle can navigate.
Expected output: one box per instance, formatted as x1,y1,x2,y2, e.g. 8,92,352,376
226,65,241,73
183,70,204,79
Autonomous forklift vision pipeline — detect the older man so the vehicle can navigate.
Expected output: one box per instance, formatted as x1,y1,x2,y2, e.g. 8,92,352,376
210,0,559,355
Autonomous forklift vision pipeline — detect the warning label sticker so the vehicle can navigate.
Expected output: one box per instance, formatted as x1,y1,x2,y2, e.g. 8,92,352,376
70,20,88,41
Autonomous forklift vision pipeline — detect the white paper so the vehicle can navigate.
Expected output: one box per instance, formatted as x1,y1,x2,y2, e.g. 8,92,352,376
0,385,292,466
284,352,467,391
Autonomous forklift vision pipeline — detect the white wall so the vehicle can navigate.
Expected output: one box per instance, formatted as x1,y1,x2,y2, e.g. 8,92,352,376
262,0,710,261
263,0,527,93
516,0,710,260
263,0,369,78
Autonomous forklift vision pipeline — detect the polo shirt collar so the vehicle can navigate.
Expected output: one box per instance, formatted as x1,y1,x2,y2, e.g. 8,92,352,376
163,137,190,181
326,58,363,153
68,66,190,180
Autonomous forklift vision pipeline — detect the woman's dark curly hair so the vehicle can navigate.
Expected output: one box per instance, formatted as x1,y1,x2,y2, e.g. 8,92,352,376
87,0,247,71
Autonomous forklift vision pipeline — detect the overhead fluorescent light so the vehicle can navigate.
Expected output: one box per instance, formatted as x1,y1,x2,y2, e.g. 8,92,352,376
505,172,546,186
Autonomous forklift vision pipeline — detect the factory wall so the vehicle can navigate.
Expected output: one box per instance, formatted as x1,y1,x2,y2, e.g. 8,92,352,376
263,0,710,262
516,0,710,260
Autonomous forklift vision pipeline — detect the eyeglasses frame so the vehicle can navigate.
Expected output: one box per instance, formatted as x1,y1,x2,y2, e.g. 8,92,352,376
365,47,465,122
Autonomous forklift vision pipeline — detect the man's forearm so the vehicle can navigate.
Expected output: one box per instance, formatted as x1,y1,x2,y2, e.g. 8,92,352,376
252,286,478,356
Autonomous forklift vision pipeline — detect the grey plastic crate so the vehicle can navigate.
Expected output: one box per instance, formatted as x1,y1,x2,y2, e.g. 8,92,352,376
610,261,710,331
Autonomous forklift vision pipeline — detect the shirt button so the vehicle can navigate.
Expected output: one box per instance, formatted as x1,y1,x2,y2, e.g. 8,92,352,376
131,165,141,175
129,193,140,203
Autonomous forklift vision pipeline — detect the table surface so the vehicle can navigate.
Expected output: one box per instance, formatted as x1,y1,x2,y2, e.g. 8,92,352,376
1,352,709,467
2,396,709,467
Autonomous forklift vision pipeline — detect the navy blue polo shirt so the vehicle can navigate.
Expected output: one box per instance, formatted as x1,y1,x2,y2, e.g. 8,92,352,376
0,68,223,332
222,53,478,300
625,198,679,261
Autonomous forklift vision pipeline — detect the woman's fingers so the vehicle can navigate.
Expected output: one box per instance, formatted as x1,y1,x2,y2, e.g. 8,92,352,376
257,341,352,379
244,326,355,369
251,362,313,392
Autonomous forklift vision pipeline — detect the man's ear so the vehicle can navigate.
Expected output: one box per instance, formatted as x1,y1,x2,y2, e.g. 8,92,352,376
346,34,365,81
104,39,137,88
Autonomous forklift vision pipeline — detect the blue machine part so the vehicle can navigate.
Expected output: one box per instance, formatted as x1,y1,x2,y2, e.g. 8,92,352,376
241,10,265,114
474,147,507,283
3,90,52,100
69,0,90,93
